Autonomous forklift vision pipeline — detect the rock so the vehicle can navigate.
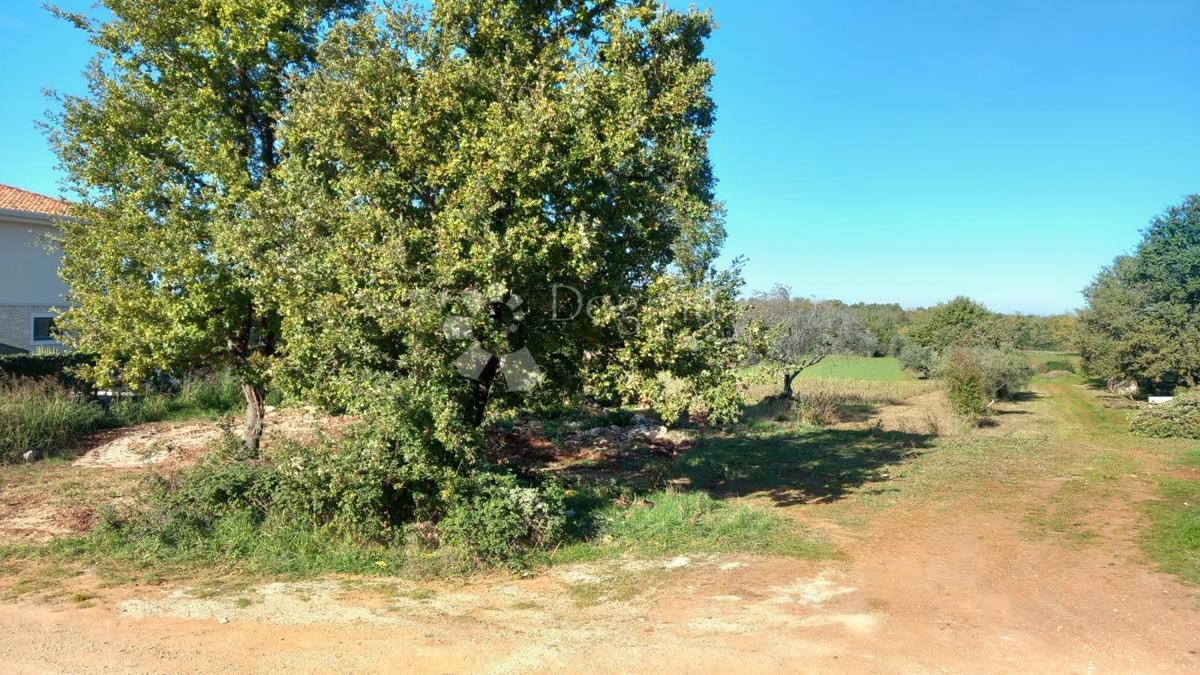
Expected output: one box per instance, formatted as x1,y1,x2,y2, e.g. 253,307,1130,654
217,616,230,624
1107,378,1140,398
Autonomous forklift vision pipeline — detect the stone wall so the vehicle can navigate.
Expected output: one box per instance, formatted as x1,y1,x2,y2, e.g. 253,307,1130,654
0,305,66,353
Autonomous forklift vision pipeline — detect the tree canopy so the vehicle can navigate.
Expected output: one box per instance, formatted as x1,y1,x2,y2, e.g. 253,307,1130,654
1078,195,1200,389
47,0,365,450
263,0,738,433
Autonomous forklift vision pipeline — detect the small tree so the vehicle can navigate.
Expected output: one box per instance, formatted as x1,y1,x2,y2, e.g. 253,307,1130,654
943,347,987,422
46,0,363,452
748,287,875,398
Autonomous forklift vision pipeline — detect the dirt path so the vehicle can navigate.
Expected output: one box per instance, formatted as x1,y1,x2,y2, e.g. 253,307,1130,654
1,380,1198,673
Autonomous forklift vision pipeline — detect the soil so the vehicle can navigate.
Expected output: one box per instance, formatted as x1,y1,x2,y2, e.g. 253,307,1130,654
1,382,1199,672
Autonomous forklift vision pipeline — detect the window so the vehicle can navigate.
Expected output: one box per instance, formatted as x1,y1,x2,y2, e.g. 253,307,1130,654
31,315,57,343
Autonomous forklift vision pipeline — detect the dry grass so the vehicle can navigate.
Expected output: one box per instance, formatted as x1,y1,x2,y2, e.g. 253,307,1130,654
743,375,941,428
745,376,939,406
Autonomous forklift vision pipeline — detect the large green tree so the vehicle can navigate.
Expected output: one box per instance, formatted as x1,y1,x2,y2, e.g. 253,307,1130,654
256,0,736,444
47,0,363,451
1079,195,1200,389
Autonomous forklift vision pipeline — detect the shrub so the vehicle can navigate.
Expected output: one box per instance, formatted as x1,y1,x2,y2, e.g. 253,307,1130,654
1132,390,1200,439
943,348,988,421
0,376,105,462
898,343,936,378
139,435,272,535
941,346,1033,423
975,346,1034,400
269,429,417,541
440,472,567,565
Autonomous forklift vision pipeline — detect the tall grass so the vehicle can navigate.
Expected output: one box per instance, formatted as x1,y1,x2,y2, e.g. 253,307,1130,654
0,377,104,462
0,370,248,464
177,370,243,413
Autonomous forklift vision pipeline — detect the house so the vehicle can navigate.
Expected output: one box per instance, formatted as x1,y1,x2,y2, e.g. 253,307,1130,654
0,184,70,353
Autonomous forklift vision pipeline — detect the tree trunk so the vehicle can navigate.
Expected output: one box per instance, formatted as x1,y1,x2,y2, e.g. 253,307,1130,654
781,372,795,399
467,355,502,427
242,382,266,454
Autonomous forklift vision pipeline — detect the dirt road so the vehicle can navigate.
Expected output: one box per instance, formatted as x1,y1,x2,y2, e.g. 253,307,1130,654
1,380,1198,673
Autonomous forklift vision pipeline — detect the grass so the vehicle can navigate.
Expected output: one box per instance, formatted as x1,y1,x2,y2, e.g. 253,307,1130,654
0,371,245,464
0,377,105,463
0,488,832,598
793,356,915,381
7,360,1198,599
1025,350,1081,372
1144,449,1200,584
555,491,836,563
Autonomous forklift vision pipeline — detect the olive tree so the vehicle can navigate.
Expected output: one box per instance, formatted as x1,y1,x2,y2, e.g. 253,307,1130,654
747,286,875,398
46,0,363,451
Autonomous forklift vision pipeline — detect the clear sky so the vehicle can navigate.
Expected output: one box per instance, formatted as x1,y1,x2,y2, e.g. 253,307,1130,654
2,1,1197,314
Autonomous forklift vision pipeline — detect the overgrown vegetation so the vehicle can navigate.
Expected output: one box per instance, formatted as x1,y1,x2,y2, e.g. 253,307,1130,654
0,371,244,463
0,377,104,463
1131,390,1200,439
940,346,1033,423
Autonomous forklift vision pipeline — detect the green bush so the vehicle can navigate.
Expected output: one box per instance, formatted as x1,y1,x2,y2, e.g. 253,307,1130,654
940,346,1033,423
440,472,567,565
944,347,988,421
975,346,1034,400
139,436,272,534
0,377,105,462
1132,390,1200,439
897,342,936,378
269,429,418,541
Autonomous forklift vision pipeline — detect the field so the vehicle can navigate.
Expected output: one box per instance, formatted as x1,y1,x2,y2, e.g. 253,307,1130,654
793,355,914,381
1,365,1198,671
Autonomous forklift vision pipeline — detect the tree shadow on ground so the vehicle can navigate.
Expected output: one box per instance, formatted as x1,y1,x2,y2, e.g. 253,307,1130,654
666,427,935,507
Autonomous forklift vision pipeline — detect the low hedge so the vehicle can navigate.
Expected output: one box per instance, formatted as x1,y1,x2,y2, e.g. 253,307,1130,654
0,352,94,390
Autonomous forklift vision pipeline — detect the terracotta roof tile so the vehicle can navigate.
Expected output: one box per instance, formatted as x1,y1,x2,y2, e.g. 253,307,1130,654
0,184,69,216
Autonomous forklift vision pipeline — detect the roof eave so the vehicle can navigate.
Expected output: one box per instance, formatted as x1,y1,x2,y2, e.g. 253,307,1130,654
0,207,62,226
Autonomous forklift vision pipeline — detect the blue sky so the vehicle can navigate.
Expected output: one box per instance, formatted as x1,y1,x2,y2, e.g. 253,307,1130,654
2,1,1197,314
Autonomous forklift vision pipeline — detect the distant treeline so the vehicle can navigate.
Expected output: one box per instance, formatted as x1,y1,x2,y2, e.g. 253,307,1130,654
745,293,1075,357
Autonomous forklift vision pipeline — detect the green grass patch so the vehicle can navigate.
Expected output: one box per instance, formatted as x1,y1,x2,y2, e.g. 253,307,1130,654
554,490,836,564
1025,351,1081,372
1144,447,1200,585
794,356,914,381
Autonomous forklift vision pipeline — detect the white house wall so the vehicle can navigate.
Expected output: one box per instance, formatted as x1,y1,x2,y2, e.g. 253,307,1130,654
0,218,68,351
